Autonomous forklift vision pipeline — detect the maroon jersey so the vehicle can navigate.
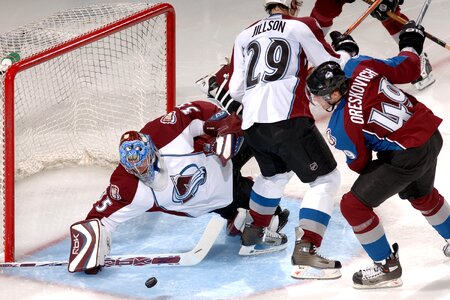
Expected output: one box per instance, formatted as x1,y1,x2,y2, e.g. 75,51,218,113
326,51,442,173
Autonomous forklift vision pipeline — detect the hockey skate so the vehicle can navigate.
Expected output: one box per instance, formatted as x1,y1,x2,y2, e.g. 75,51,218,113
291,227,342,280
443,240,450,257
412,52,435,90
239,223,288,256
353,243,403,289
226,208,289,236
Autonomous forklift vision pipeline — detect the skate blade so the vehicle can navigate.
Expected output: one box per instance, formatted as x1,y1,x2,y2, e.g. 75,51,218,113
353,278,403,289
291,265,342,280
238,243,287,256
414,74,435,90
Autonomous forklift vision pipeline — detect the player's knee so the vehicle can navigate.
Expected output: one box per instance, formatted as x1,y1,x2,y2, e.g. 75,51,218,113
340,191,363,219
310,168,341,195
253,172,293,198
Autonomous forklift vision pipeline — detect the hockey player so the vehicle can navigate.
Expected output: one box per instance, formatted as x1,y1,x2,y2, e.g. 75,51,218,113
311,0,435,90
306,21,450,288
68,100,289,274
226,0,360,279
196,0,434,121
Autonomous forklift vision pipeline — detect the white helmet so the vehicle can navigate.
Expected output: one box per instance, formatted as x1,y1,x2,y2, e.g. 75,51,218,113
264,0,302,16
265,0,291,7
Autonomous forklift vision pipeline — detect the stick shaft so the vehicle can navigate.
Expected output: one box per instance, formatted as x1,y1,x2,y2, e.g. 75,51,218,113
416,0,432,26
345,0,383,35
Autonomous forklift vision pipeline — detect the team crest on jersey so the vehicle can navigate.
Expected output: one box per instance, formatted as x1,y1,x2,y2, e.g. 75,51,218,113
326,128,336,146
170,164,207,204
344,150,356,160
109,184,122,201
160,111,177,124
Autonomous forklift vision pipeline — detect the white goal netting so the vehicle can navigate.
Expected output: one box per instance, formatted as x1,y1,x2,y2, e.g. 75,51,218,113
0,2,175,261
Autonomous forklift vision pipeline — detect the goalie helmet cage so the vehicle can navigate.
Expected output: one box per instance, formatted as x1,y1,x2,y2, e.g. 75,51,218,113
1,2,176,262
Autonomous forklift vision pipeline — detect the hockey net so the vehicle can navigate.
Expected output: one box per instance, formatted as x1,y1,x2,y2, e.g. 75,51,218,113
0,3,175,262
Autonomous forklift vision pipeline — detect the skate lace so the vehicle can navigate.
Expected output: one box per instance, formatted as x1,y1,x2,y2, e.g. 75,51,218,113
361,263,384,279
309,244,332,260
264,229,282,240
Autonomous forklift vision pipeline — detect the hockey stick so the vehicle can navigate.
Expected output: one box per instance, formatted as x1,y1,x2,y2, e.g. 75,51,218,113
361,0,450,50
0,215,225,268
415,0,431,26
344,0,383,35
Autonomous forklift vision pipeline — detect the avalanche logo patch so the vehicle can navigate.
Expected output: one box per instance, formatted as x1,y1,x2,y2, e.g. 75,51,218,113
344,150,356,160
170,164,207,204
160,111,177,124
109,184,122,201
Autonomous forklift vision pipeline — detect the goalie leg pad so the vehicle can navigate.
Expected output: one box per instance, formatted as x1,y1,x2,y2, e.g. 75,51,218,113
68,219,112,273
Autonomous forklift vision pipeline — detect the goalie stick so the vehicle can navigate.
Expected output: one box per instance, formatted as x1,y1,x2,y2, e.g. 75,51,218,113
0,215,225,268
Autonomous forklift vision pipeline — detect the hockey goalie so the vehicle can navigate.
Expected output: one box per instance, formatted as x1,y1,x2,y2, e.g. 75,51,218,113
68,100,289,274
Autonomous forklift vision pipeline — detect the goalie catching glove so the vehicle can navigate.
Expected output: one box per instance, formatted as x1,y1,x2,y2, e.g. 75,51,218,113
196,59,243,116
68,219,111,274
203,110,244,166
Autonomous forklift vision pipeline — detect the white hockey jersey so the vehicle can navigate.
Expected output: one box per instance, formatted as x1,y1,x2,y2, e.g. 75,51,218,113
229,14,349,129
86,101,232,232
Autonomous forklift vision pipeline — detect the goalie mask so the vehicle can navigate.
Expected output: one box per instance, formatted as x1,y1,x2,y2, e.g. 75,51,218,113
119,131,159,184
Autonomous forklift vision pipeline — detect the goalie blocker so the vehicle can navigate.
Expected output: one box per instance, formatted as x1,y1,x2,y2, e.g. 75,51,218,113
203,110,244,166
69,219,111,274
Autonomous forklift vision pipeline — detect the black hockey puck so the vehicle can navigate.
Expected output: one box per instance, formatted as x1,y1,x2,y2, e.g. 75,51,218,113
145,276,158,288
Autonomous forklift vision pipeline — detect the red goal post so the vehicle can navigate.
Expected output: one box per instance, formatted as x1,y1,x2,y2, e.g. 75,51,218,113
1,3,176,262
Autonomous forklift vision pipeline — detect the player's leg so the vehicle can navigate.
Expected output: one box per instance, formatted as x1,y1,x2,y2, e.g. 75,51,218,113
213,165,289,237
310,0,350,35
278,120,341,279
238,172,291,255
340,191,402,289
399,131,450,257
345,133,443,288
236,123,293,255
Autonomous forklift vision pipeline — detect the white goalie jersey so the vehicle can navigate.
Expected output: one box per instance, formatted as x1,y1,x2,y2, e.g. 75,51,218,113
85,101,233,233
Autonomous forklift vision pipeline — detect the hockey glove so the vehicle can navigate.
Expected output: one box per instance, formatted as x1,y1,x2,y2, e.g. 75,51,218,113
370,0,403,21
203,110,244,166
399,21,425,55
330,31,359,57
204,132,244,166
196,73,218,97
203,110,242,137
